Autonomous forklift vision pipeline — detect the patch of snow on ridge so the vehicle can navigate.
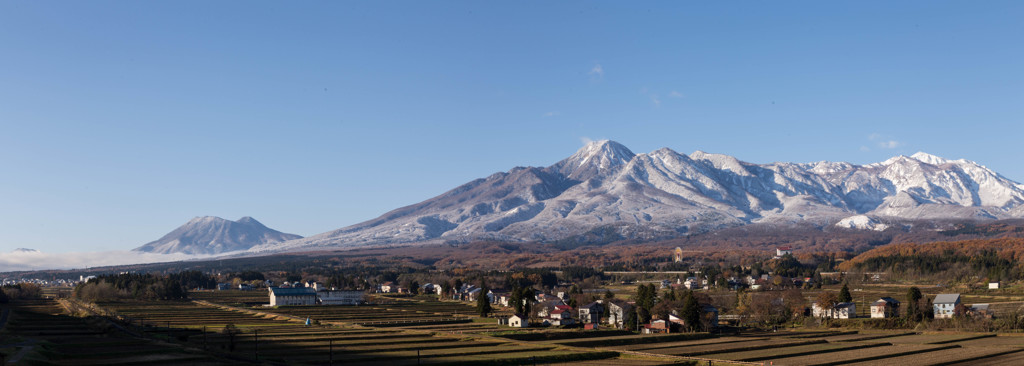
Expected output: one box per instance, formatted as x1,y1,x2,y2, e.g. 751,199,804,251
910,152,949,165
835,215,889,231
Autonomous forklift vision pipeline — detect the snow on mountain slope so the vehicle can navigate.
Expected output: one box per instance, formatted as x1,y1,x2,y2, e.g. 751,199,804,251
248,141,1024,253
135,216,302,255
835,215,889,231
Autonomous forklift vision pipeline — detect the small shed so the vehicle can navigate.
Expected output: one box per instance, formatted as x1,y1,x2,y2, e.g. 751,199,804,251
509,314,528,328
870,297,901,319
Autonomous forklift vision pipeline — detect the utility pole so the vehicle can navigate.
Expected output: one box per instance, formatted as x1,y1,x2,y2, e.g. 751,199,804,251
329,339,333,366
254,329,259,361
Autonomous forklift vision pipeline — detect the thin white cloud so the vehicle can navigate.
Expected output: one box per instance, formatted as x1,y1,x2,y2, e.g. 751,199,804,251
589,63,604,78
543,111,560,117
580,136,594,145
0,250,233,272
868,133,902,149
651,95,661,107
860,146,871,152
878,140,901,149
669,91,684,98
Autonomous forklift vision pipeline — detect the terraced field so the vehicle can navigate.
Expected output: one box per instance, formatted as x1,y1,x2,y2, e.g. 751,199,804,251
12,294,1024,366
0,299,236,365
953,350,1024,365
759,344,953,365
842,346,1024,366
706,342,887,361
92,300,625,365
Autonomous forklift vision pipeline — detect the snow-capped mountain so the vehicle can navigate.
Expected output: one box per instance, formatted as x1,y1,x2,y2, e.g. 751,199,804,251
135,216,302,255
250,140,1024,253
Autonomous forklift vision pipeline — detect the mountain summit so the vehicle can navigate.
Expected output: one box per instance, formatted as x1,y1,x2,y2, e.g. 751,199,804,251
135,216,301,255
249,141,1024,253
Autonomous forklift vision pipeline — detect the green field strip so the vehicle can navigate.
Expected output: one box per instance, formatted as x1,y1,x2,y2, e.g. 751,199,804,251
947,349,1024,366
621,337,767,351
952,335,1024,347
253,343,553,364
784,331,859,339
763,344,955,366
554,333,714,347
824,331,917,342
652,339,827,357
844,346,1024,366
925,333,996,344
721,342,889,362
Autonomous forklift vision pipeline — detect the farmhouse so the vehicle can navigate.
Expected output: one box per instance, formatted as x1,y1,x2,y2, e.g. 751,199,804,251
269,287,317,306
643,319,670,334
775,246,793,258
933,293,961,319
545,308,575,326
870,297,901,319
812,301,856,319
509,314,528,328
605,300,633,329
579,302,603,324
318,290,364,305
535,299,567,318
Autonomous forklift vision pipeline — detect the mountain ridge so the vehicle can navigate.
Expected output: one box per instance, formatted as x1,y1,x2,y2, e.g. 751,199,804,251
248,140,1024,253
135,216,302,255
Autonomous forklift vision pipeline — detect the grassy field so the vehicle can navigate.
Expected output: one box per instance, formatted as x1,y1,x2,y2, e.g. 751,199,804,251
0,299,234,365
88,299,631,365
12,291,1024,365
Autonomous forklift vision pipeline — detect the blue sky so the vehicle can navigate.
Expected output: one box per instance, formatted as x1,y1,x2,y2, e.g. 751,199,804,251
1,1,1022,254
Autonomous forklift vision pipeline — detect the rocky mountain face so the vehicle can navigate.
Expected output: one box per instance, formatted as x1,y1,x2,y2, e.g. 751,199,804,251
249,140,1024,253
135,216,302,255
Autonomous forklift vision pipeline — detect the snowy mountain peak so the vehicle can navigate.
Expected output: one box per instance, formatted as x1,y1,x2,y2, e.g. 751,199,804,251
910,152,948,165
576,140,635,165
188,216,227,224
554,140,636,181
248,142,1024,252
236,216,266,227
135,216,301,255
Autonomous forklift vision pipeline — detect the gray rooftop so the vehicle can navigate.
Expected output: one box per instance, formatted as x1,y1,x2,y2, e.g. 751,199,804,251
270,287,317,296
933,293,961,304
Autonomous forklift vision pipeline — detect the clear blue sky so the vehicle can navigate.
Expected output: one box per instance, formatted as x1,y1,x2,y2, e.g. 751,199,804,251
1,1,1022,253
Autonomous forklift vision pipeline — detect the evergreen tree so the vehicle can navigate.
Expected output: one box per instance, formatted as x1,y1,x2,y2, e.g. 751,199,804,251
519,287,534,316
510,286,524,314
906,287,923,321
682,291,701,332
838,283,853,303
604,289,615,299
476,286,492,317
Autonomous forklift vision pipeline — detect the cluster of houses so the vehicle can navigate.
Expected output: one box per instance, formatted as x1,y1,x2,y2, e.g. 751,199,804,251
812,293,990,320
376,281,446,295
267,282,364,306
488,291,720,331
218,280,275,291
1,277,79,287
